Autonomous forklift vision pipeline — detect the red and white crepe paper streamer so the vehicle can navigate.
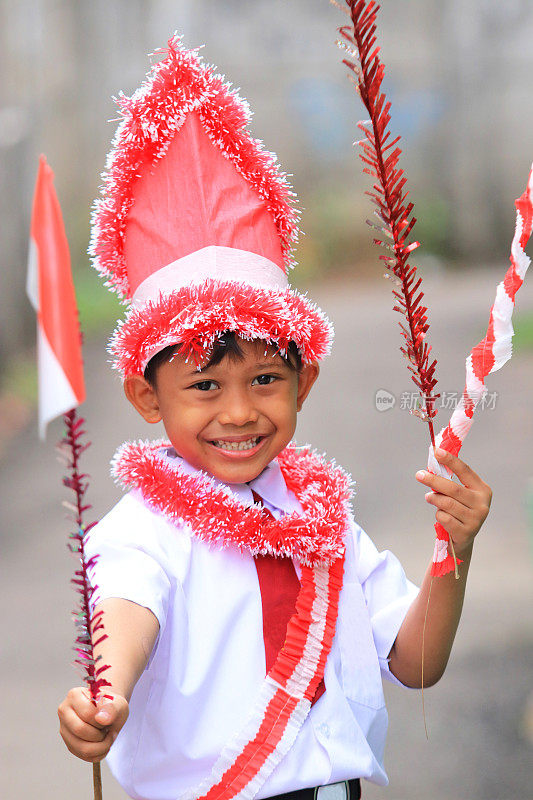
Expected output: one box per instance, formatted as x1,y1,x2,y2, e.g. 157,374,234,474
182,559,344,800
428,166,533,576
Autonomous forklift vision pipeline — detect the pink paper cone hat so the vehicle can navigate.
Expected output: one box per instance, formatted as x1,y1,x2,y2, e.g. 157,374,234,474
90,35,334,377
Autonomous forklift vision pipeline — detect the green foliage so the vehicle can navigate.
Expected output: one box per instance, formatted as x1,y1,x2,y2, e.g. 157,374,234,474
3,353,37,404
411,194,451,257
293,185,453,284
73,265,122,337
294,186,376,284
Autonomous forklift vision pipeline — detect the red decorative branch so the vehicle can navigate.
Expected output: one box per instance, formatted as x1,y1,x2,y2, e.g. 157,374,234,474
338,0,439,444
58,409,111,701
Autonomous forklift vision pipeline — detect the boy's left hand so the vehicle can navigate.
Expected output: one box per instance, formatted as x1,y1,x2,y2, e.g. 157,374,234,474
415,447,492,556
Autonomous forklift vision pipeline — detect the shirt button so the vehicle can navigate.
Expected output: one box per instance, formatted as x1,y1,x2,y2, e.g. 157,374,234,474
318,722,330,738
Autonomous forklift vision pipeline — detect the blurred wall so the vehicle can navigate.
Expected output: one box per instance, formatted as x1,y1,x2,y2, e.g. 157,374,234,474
1,0,532,372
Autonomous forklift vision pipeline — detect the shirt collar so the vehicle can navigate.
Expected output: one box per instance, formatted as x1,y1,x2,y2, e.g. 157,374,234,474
160,447,300,517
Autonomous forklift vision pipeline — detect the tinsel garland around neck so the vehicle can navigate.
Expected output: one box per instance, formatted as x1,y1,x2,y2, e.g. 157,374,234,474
111,439,350,800
111,440,353,566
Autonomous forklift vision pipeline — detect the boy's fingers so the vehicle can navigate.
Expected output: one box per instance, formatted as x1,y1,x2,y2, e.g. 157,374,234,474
425,491,480,526
58,688,126,762
58,705,108,743
60,727,115,763
433,448,487,491
59,687,101,726
417,457,491,508
434,511,469,541
416,470,471,506
435,448,492,511
94,694,129,729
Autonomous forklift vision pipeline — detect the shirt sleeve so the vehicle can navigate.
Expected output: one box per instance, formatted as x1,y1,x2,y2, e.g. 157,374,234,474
350,520,419,687
84,492,174,637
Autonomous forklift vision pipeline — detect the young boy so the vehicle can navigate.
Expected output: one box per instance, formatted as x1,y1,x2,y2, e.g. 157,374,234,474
58,38,491,800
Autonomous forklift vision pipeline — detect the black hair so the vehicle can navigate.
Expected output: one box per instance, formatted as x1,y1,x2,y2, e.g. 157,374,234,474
144,332,302,387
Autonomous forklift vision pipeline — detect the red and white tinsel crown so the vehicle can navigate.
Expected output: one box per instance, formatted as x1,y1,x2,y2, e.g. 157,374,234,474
90,35,334,377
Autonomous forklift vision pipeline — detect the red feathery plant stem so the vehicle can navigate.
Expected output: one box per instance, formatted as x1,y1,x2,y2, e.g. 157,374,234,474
333,2,457,725
337,0,439,443
59,408,111,799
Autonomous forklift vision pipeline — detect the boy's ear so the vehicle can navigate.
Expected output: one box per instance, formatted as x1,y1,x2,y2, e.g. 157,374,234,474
296,361,319,412
123,374,162,424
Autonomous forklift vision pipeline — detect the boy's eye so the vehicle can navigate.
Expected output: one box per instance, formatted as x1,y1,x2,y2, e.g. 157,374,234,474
193,380,218,391
252,374,276,386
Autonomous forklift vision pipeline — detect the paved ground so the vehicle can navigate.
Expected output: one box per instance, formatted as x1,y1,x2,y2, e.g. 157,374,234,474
1,268,532,800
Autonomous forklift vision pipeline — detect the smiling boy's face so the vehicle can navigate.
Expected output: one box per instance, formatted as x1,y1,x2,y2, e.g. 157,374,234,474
124,339,319,484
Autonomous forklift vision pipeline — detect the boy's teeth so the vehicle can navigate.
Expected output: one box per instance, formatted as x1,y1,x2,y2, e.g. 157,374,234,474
213,437,259,451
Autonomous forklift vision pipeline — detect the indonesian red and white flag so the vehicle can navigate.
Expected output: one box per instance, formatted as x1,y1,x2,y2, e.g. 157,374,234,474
26,155,85,438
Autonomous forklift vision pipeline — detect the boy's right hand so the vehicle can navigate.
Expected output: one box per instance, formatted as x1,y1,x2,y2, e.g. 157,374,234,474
58,688,129,763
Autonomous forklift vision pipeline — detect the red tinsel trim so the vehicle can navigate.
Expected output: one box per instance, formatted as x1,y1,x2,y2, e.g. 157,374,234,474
90,35,299,300
336,2,467,577
111,441,352,566
110,279,334,375
338,1,439,443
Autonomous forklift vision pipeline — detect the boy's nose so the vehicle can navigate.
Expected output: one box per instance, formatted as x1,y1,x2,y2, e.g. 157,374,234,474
218,392,259,427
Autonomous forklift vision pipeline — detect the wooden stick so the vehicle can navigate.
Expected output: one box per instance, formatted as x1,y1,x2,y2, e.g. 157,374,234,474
421,575,435,740
93,763,103,800
448,536,460,580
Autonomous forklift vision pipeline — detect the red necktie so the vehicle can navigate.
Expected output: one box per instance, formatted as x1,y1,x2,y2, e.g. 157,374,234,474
252,491,325,705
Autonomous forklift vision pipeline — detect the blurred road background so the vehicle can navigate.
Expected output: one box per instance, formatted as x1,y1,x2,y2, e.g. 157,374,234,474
2,271,533,800
1,1,533,799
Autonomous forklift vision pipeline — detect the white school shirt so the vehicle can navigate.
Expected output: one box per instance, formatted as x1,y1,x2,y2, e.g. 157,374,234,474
86,450,419,800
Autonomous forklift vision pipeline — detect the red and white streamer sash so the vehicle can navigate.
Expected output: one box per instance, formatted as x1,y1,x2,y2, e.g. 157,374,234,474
111,441,351,799
428,166,533,576
181,559,344,800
